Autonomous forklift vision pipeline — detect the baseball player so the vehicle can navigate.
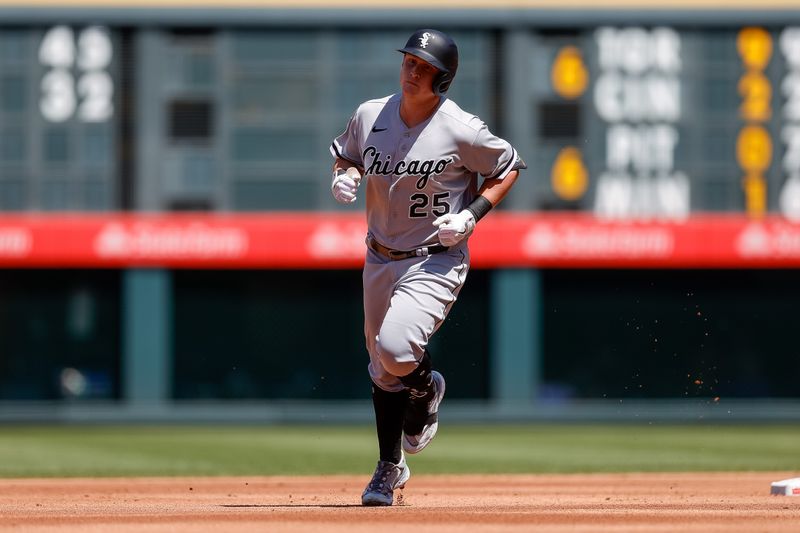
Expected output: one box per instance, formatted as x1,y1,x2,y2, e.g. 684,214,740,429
330,28,526,506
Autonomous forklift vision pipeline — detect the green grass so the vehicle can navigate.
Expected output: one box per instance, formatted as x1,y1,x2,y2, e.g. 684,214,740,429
0,424,797,478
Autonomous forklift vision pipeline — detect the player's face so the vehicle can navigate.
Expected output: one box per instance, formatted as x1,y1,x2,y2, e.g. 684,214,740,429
401,54,438,98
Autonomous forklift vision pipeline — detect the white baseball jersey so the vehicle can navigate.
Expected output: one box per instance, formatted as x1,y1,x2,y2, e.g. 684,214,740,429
331,93,520,250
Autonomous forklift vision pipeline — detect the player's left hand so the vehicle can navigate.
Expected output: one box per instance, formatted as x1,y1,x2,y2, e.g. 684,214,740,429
433,210,476,246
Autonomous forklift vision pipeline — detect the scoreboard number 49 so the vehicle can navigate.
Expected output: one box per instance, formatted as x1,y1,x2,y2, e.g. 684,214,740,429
38,25,114,123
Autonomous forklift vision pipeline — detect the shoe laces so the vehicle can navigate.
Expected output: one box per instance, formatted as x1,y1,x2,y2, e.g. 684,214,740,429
366,461,401,493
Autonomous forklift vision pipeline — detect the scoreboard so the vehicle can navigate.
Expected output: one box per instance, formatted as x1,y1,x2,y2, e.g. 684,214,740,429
0,26,119,211
2,14,800,219
531,25,800,220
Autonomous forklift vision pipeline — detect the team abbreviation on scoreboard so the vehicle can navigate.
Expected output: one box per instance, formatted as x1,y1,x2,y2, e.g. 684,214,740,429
780,27,800,221
592,27,688,220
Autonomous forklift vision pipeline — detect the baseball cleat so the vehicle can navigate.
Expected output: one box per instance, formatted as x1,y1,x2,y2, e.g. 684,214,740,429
402,370,446,454
361,454,411,506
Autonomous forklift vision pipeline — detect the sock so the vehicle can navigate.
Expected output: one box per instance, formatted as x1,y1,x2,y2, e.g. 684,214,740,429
398,350,434,401
399,351,436,436
370,383,409,464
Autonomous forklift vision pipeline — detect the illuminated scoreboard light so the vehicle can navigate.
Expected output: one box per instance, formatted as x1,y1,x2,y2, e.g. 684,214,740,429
737,27,772,217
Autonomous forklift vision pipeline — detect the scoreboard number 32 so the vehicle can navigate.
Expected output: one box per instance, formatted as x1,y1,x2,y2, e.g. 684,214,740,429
38,26,114,123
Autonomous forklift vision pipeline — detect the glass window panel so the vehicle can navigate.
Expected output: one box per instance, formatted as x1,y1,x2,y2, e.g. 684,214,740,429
696,178,738,211
165,51,213,88
705,132,735,161
233,77,318,115
0,180,25,210
448,31,481,59
84,180,110,210
1,76,26,112
705,78,737,111
448,84,482,115
181,154,215,192
232,179,316,210
0,30,28,64
336,30,414,63
233,31,316,62
82,125,111,165
450,81,487,118
231,128,314,161
42,181,70,210
44,128,70,162
704,31,737,63
1,129,26,162
186,52,214,85
335,75,397,111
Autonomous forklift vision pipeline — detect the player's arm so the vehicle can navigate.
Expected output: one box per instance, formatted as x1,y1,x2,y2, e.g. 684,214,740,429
333,158,364,175
474,170,519,209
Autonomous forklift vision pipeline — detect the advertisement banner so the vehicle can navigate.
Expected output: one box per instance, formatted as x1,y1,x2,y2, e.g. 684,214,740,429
0,213,798,269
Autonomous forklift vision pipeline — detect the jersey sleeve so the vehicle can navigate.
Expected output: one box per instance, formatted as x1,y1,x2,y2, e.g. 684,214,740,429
330,109,364,167
462,122,524,180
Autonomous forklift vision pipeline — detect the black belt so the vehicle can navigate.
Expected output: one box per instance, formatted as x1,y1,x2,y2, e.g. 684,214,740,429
367,236,449,261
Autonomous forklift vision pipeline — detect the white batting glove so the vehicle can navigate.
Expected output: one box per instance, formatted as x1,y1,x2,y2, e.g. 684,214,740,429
432,210,476,247
332,167,362,204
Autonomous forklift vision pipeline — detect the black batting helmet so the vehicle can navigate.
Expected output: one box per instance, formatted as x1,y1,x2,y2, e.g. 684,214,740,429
397,29,459,95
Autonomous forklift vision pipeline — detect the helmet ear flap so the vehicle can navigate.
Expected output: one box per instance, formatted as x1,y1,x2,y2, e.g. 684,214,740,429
434,71,453,96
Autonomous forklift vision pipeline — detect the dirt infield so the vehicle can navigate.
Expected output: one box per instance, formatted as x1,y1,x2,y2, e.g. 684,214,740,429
1,472,798,532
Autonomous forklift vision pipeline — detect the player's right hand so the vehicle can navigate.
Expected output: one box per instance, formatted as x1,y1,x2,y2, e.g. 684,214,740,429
332,167,362,204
